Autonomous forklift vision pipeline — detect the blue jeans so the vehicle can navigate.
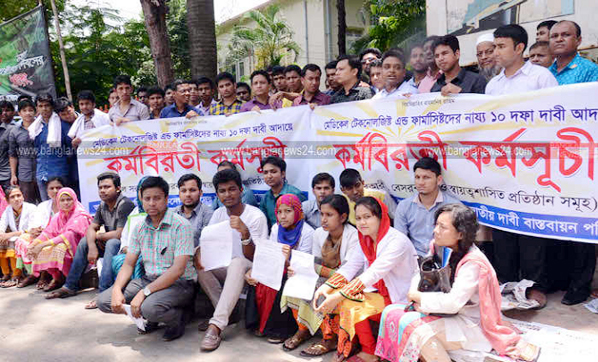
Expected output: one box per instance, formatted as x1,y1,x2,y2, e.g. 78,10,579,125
65,237,121,292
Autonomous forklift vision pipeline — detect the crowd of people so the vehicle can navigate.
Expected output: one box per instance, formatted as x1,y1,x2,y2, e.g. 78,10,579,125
0,18,597,362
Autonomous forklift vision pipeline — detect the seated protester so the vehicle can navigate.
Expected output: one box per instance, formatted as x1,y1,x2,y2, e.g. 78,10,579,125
373,48,419,99
313,197,418,362
46,172,135,308
331,55,375,104
108,75,150,126
147,86,166,119
68,90,111,148
376,204,540,362
394,157,461,257
259,156,307,230
160,79,201,119
339,168,396,225
240,70,280,112
27,188,92,292
9,99,40,203
197,169,269,351
97,176,197,342
245,194,314,344
176,174,213,248
211,161,258,210
209,72,245,116
14,176,64,288
281,195,359,356
368,59,384,92
236,81,251,102
0,186,37,288
431,35,487,95
302,172,335,229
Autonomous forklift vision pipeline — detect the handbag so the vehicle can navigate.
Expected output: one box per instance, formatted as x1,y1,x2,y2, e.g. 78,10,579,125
417,246,452,293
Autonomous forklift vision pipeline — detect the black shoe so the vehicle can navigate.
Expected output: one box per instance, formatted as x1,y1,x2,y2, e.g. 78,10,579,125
138,322,159,335
162,323,185,341
561,289,589,305
198,319,210,332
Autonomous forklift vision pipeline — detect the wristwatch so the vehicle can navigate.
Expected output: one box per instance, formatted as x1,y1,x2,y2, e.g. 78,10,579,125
241,236,253,246
143,286,152,297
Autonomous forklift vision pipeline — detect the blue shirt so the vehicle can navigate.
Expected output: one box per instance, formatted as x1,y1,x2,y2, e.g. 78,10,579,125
394,190,462,256
259,182,306,229
159,104,203,118
34,117,73,181
549,53,598,85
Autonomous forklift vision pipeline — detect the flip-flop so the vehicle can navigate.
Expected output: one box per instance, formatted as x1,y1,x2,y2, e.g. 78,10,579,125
282,330,311,351
85,298,98,310
300,339,337,357
45,287,76,299
0,280,18,288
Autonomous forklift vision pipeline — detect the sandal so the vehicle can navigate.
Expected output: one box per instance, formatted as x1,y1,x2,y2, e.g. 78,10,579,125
85,298,98,310
253,329,266,337
0,275,10,282
283,329,311,351
0,278,19,288
267,335,286,344
301,338,337,357
43,279,63,292
45,287,76,300
17,275,38,288
331,352,347,362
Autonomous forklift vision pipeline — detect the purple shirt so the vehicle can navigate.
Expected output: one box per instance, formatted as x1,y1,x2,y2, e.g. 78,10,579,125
240,97,276,112
292,91,331,106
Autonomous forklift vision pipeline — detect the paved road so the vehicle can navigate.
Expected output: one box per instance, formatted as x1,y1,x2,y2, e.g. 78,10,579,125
1,286,596,362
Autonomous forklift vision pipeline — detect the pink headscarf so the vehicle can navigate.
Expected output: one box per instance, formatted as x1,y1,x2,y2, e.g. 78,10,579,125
41,187,92,252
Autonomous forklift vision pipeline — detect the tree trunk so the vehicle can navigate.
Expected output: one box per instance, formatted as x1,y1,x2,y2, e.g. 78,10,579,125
337,0,346,56
187,0,217,80
140,0,174,88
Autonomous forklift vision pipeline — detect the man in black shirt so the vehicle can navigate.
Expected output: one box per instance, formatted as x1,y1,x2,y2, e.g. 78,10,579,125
430,35,487,95
331,55,375,104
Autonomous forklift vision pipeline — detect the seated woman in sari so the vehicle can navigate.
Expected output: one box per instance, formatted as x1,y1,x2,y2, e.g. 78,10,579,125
314,196,418,362
375,203,540,362
245,194,315,343
281,194,359,356
27,188,92,292
0,187,37,288
15,176,64,288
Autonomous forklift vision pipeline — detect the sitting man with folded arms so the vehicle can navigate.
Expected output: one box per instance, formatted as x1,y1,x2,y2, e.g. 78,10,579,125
394,157,461,257
46,172,135,308
97,176,197,342
197,169,269,352
302,172,335,229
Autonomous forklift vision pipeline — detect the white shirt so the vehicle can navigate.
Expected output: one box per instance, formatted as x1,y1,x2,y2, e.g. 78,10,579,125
485,61,558,95
269,222,314,254
311,224,359,266
68,109,111,139
209,204,269,259
31,199,55,229
372,81,420,99
336,227,419,303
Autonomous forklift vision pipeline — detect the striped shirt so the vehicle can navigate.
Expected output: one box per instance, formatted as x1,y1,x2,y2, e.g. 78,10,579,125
129,209,196,280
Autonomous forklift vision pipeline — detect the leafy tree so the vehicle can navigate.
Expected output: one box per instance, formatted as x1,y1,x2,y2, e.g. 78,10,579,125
226,5,300,70
351,0,426,54
166,0,191,79
0,0,64,23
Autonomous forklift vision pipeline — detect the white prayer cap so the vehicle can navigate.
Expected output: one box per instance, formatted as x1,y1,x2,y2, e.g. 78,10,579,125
476,33,494,46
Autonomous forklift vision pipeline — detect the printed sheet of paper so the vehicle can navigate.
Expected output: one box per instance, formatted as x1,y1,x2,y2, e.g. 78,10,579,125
124,304,146,331
251,241,285,291
283,250,319,300
200,221,233,271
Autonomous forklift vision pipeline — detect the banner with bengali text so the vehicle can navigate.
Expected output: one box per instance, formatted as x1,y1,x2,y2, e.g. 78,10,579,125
78,83,598,243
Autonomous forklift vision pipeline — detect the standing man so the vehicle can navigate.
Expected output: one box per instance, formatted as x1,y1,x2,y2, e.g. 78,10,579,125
197,169,269,351
373,48,419,99
108,75,150,125
476,33,501,81
164,84,175,106
9,99,39,203
259,156,306,229
160,80,201,119
209,72,245,116
97,176,197,341
176,174,213,248
368,59,384,92
147,86,166,119
331,55,375,104
68,90,111,147
240,71,276,112
0,101,16,125
324,60,341,96
536,20,557,42
0,102,14,190
271,66,288,93
418,35,441,93
236,82,251,102
431,35,487,95
196,77,217,115
302,173,335,229
30,93,71,201
529,41,554,68
188,81,200,108
46,172,135,307
486,24,558,308
293,64,331,106
359,47,382,76
549,20,598,84
284,65,303,94
55,97,79,124
137,86,149,107
407,44,428,89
